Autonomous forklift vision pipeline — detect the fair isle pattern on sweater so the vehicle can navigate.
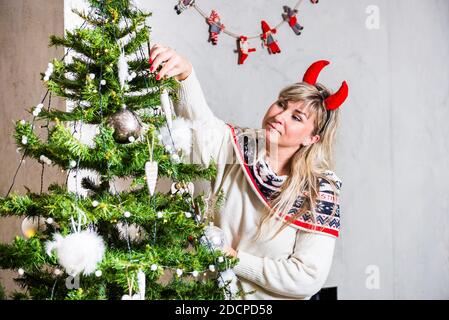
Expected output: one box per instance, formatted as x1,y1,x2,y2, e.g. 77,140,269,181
228,124,342,238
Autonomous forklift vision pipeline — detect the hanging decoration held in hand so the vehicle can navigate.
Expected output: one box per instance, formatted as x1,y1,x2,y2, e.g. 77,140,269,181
174,0,320,65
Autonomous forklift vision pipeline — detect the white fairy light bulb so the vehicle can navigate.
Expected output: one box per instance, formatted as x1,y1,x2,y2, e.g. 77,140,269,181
92,200,99,208
54,268,62,276
184,212,192,219
176,269,183,277
192,270,199,278
95,270,102,277
150,264,158,271
124,211,131,218
89,73,96,80
46,217,54,224
69,160,77,168
218,256,224,263
128,136,135,143
18,268,25,276
209,265,216,272
100,80,106,85
20,120,26,125
157,212,164,219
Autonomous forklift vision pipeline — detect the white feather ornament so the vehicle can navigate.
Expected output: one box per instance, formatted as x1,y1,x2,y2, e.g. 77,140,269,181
145,161,158,196
160,89,173,129
158,118,193,158
118,47,129,89
45,229,105,276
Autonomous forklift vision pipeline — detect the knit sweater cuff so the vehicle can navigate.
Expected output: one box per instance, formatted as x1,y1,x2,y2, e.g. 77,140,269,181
233,250,265,284
176,67,198,104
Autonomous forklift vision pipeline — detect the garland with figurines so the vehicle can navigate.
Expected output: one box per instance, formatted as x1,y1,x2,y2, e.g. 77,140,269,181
174,0,320,64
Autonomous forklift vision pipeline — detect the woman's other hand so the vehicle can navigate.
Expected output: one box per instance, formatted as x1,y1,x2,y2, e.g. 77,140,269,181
223,246,238,258
149,43,192,81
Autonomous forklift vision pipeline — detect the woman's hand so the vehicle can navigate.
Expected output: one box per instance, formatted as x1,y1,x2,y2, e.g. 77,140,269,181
223,246,238,258
149,43,192,82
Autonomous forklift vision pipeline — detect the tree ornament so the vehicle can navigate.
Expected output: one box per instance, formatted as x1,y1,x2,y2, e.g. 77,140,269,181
174,0,195,15
207,10,225,45
124,211,131,218
118,46,129,89
18,268,25,276
282,6,304,35
238,36,256,65
45,229,105,276
200,224,227,251
150,264,158,271
21,216,46,239
160,89,173,129
145,161,158,196
261,20,281,54
137,269,146,300
107,107,142,144
218,269,240,299
95,270,102,277
116,222,145,242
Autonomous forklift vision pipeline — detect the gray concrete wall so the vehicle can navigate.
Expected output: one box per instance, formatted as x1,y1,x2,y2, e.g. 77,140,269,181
0,0,65,296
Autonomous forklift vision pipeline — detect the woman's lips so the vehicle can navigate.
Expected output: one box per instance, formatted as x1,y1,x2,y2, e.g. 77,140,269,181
268,122,281,134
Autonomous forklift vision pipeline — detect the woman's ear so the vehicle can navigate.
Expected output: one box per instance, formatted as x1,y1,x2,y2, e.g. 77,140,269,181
302,134,320,146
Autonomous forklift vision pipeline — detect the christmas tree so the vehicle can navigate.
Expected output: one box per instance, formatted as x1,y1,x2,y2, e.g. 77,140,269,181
0,0,239,300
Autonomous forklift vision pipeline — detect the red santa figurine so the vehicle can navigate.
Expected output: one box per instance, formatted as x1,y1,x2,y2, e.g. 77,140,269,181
238,36,256,65
261,20,281,54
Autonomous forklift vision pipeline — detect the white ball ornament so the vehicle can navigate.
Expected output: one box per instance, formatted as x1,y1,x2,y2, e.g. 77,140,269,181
21,216,46,239
45,229,105,276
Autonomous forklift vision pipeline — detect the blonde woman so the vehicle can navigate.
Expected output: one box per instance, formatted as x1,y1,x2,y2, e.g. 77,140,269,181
149,44,348,300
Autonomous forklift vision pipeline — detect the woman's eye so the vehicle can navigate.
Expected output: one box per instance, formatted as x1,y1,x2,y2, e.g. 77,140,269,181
277,101,287,108
293,116,302,122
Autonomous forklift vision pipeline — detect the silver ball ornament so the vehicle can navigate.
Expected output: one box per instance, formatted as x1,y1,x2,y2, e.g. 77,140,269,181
107,108,142,144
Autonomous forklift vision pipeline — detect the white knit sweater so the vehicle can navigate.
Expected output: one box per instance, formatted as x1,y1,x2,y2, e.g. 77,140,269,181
174,68,341,300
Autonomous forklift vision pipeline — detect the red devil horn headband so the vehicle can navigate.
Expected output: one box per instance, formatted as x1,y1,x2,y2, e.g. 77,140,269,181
302,60,348,111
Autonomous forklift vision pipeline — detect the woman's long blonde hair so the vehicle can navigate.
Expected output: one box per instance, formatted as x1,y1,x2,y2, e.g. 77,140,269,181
256,81,341,240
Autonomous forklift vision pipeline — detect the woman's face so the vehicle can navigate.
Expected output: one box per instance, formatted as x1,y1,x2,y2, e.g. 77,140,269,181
262,98,321,150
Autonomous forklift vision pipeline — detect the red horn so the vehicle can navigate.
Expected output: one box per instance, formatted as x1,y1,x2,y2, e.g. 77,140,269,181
302,60,330,85
324,81,349,110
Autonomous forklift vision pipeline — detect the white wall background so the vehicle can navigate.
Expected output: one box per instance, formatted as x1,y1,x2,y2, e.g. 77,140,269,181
63,0,449,299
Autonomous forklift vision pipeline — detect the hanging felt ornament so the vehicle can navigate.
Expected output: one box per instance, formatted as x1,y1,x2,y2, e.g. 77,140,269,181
118,45,129,89
137,269,146,300
282,6,304,35
207,10,225,45
260,20,281,54
145,134,158,196
174,0,195,15
160,89,173,129
238,36,256,65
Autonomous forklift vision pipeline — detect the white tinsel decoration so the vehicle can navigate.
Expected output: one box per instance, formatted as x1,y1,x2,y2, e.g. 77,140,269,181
160,89,173,129
145,161,158,196
158,118,192,158
118,47,129,89
45,229,105,276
